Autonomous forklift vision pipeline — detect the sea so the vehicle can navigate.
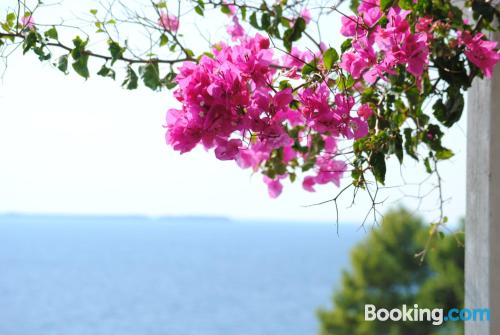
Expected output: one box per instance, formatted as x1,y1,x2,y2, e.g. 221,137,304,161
0,215,362,335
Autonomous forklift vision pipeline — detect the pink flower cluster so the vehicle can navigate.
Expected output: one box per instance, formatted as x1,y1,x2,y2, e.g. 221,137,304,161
458,31,500,78
340,2,499,82
340,4,429,85
158,13,179,32
165,32,370,197
21,15,35,29
165,3,499,198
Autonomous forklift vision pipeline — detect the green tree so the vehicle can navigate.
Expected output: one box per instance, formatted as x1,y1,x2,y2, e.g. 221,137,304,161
318,208,464,335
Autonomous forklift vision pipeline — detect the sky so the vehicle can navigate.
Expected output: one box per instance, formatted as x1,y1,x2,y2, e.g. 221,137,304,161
0,0,467,224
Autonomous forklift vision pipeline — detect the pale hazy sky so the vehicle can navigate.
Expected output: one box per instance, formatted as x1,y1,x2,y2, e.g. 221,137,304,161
0,1,466,223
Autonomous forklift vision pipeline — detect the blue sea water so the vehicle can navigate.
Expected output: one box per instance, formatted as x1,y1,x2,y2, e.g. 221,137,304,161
0,215,362,335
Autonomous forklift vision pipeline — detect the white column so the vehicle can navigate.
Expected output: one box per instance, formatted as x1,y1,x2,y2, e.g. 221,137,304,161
465,30,500,334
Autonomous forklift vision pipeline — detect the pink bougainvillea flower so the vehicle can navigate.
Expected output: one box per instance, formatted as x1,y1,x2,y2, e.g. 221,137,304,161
358,0,380,13
21,15,35,29
300,8,312,24
403,32,429,77
340,38,377,79
340,5,380,38
416,16,433,33
282,46,314,69
223,1,237,16
158,13,179,32
214,138,242,161
227,15,245,41
362,7,383,27
302,176,316,192
340,16,366,37
314,157,346,187
350,117,369,139
357,104,373,120
458,31,500,79
264,175,286,198
370,7,429,80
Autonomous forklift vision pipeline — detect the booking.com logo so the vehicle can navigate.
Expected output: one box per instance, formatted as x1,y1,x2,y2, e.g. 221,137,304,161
365,304,490,326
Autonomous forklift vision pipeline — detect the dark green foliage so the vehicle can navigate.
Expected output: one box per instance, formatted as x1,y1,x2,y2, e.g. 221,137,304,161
122,66,138,90
108,40,125,65
318,209,464,335
71,54,89,79
139,61,162,90
283,17,306,51
56,54,68,73
370,152,387,184
97,64,116,79
22,31,37,54
433,87,464,127
70,36,89,79
381,0,395,11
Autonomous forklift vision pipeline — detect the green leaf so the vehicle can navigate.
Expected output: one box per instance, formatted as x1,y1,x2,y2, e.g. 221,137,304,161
22,31,37,54
90,9,98,15
472,0,495,22
69,36,90,78
71,36,88,58
6,12,16,29
108,40,125,65
340,38,352,53
404,128,418,160
1,22,11,33
7,12,16,22
159,34,168,47
323,48,339,71
394,132,403,164
370,152,386,184
424,157,432,173
278,80,291,90
184,48,195,59
33,45,51,61
97,64,116,79
283,17,306,51
56,54,68,73
156,1,167,9
336,75,355,90
221,5,231,14
72,54,89,79
44,26,58,40
261,13,271,30
301,58,318,77
249,12,259,29
122,66,138,90
435,148,454,160
399,0,413,10
139,61,161,90
432,86,464,127
380,0,395,11
161,71,177,89
195,5,204,16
